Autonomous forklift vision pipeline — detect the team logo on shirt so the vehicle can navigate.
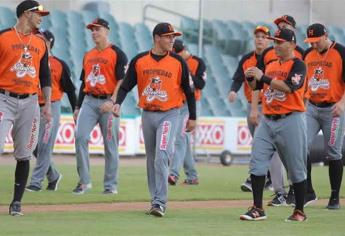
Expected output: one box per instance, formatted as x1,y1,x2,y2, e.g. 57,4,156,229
264,87,286,104
86,64,106,87
291,73,302,85
142,76,168,102
308,67,329,91
10,50,36,78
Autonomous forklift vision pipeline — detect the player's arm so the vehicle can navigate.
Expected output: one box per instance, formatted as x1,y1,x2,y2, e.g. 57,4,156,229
73,69,86,121
249,90,260,126
191,57,206,90
59,60,77,112
111,46,128,101
332,43,345,116
40,46,52,121
113,57,138,117
229,56,246,102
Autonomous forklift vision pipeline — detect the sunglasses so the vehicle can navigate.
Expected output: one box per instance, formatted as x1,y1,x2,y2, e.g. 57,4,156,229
25,5,44,12
255,26,270,34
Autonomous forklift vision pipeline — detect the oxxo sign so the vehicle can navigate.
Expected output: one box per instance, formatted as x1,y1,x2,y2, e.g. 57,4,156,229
4,115,252,156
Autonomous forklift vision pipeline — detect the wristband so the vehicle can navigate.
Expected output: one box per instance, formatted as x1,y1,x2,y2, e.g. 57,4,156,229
261,75,272,85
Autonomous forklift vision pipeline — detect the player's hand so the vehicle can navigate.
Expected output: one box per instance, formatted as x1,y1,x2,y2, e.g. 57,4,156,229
42,102,52,122
228,91,237,103
112,104,121,117
249,109,259,126
331,101,345,117
73,108,79,122
186,119,196,132
245,67,263,80
100,101,114,113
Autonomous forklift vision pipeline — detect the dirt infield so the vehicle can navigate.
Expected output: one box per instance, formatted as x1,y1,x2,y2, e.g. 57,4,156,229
0,199,343,213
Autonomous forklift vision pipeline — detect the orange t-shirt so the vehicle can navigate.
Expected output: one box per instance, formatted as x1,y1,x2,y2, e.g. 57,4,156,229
186,55,206,101
260,45,304,69
0,28,49,94
304,42,345,103
82,45,125,95
38,56,64,104
261,58,306,114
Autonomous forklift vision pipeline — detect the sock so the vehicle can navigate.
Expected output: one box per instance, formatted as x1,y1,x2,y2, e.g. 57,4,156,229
13,160,30,203
306,155,315,193
251,174,266,209
328,159,343,197
293,180,306,212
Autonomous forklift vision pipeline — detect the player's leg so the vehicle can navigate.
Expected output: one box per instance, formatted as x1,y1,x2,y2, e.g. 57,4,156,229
99,110,119,194
73,96,98,193
305,104,322,201
151,108,179,216
240,118,274,221
45,101,62,190
320,107,345,209
142,111,158,203
275,112,307,221
10,95,40,216
267,152,287,206
169,103,188,184
183,131,199,184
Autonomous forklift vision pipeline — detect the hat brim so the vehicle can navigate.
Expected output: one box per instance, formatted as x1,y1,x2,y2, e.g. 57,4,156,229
267,36,288,42
161,32,182,37
254,29,269,36
274,18,295,28
304,36,322,43
34,10,49,16
86,23,109,30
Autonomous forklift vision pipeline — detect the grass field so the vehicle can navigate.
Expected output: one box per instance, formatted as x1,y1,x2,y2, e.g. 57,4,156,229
0,158,344,235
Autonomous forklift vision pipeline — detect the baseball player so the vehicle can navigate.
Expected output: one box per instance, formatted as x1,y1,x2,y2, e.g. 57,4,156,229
240,29,307,222
168,39,206,186
113,22,196,217
304,23,345,210
0,0,51,216
228,26,272,193
257,15,306,207
73,18,128,195
26,30,77,192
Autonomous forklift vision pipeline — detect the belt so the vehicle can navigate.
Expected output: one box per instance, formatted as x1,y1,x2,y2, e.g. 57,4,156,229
0,89,36,99
309,100,335,108
265,112,292,121
87,93,111,100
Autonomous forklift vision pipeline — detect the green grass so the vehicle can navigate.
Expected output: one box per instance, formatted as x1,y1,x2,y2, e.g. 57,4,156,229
0,163,341,205
0,207,344,236
0,162,344,235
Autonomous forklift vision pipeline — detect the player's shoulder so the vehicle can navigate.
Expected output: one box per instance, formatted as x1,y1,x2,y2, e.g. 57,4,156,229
110,44,126,56
262,46,274,56
130,51,150,64
295,45,305,56
53,56,69,67
292,57,306,70
240,51,255,62
191,55,205,64
169,51,186,64
333,41,345,56
0,27,12,37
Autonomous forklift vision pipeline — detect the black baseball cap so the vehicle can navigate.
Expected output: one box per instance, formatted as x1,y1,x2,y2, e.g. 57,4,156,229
268,28,296,43
86,18,110,30
254,25,270,36
173,39,185,53
40,30,55,48
304,23,327,43
274,15,296,28
152,22,182,37
16,0,49,18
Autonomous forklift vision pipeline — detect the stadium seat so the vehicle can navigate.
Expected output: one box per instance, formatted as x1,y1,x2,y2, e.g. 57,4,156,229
0,7,16,28
50,10,67,28
118,22,138,60
134,23,152,52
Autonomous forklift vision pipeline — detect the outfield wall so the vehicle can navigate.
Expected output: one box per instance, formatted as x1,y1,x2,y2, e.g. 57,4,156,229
4,115,252,156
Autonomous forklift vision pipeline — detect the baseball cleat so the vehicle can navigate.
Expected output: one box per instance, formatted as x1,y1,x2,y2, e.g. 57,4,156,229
304,191,317,207
267,192,287,206
149,204,166,217
9,201,24,216
103,189,118,195
168,175,178,185
72,183,92,195
285,209,307,222
46,174,63,191
240,206,267,221
327,193,340,210
183,179,199,185
26,185,42,192
240,178,252,192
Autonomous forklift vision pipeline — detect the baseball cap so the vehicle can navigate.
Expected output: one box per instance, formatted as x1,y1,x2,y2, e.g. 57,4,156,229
268,28,296,43
173,39,185,53
254,25,270,36
274,15,296,28
304,23,327,43
40,30,55,48
86,18,110,30
152,23,182,37
16,0,49,18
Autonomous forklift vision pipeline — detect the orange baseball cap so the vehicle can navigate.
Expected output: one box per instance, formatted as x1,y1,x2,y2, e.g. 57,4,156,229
254,25,270,36
304,23,327,43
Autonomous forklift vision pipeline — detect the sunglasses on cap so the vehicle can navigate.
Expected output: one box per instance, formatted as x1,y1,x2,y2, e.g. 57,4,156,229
256,26,269,33
25,5,44,12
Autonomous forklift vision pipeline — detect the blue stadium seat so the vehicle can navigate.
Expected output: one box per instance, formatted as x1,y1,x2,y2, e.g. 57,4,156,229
50,10,67,28
0,7,16,28
134,23,152,52
118,22,138,60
